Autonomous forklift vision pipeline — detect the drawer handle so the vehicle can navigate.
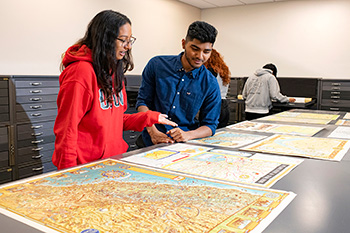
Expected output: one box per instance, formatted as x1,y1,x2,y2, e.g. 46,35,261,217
332,100,339,104
31,125,43,129
31,113,42,117
130,135,137,139
32,132,43,136
30,90,42,94
30,105,42,109
331,83,341,86
32,154,43,159
330,108,339,111
32,147,43,151
30,82,42,86
130,144,137,148
331,96,340,99
32,166,44,171
331,87,340,90
331,92,340,95
30,97,42,101
32,139,44,144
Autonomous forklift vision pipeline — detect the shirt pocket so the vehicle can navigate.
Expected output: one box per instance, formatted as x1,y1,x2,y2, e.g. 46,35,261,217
179,90,200,112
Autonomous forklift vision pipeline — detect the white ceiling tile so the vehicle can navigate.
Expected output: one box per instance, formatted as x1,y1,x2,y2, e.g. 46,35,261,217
205,0,243,7
178,0,216,8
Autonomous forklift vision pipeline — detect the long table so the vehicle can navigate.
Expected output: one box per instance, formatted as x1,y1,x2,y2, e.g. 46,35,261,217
0,109,349,233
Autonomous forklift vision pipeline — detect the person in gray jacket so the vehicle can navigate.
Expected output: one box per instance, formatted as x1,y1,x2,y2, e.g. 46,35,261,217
242,63,295,120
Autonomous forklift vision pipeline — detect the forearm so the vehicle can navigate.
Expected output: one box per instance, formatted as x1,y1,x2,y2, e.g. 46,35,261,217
186,126,212,140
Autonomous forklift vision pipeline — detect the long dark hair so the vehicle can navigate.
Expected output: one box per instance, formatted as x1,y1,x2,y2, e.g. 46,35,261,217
77,10,134,103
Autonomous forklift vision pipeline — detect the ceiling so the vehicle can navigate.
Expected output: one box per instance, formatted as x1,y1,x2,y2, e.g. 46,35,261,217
176,0,291,9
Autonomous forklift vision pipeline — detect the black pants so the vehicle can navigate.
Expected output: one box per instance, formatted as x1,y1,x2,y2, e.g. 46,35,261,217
245,111,270,121
218,99,230,128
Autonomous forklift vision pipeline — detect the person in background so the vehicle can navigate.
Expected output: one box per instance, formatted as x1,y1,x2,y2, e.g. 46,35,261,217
242,63,295,120
204,49,231,128
136,21,221,147
52,10,177,170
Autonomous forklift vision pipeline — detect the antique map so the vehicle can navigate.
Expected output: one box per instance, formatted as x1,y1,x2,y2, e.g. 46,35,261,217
258,111,340,125
336,119,350,126
123,144,303,188
188,130,267,148
343,112,350,119
0,159,295,233
241,134,350,161
227,121,324,136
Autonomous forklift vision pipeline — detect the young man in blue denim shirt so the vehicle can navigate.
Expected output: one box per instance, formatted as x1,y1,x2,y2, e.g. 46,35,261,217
136,21,221,146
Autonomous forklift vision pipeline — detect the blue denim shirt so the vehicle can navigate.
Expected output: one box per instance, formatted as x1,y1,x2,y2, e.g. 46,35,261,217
136,53,221,146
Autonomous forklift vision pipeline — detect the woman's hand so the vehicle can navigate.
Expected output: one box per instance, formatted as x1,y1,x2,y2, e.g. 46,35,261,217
158,114,178,127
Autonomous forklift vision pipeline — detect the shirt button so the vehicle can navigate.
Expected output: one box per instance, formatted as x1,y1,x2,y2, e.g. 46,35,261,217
177,92,180,95
173,106,176,109
182,79,184,81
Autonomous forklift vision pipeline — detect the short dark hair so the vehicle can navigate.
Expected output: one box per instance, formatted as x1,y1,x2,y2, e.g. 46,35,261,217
263,63,277,77
186,21,218,44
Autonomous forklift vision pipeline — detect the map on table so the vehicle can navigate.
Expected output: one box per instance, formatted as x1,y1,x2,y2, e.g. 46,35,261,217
0,159,296,233
335,119,350,126
122,144,303,188
241,134,350,161
343,112,350,119
328,126,350,139
188,130,268,148
257,111,340,125
227,121,324,136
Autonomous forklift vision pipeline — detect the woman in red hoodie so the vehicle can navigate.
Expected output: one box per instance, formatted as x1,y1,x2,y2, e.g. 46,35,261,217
52,10,177,170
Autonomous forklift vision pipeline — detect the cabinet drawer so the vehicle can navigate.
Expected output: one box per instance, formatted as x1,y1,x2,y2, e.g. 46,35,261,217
17,121,55,141
17,135,55,148
321,99,350,107
0,96,9,105
15,80,59,88
322,81,350,91
16,109,57,123
17,149,53,165
0,167,12,184
320,106,350,112
16,87,59,96
16,94,57,104
18,160,56,179
18,142,55,156
0,89,8,97
322,91,350,100
0,151,9,168
16,102,57,112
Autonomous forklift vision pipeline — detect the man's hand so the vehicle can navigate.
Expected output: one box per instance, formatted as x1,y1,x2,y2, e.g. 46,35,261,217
148,127,175,145
166,127,191,142
158,114,178,127
288,98,296,103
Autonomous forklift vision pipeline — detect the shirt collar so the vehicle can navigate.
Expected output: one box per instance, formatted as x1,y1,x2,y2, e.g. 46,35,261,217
175,52,204,79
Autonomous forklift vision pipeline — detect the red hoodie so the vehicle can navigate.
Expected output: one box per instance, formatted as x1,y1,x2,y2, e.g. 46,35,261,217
52,45,160,170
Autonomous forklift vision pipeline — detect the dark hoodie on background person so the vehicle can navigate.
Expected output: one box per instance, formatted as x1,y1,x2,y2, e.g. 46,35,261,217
52,44,160,170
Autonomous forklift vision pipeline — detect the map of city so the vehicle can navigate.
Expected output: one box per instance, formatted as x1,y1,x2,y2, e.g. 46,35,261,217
227,121,324,136
188,131,267,148
241,134,350,161
123,144,301,187
258,111,340,125
0,160,295,233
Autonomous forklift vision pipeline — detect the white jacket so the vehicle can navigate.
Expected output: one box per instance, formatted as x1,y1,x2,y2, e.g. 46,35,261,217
242,69,288,114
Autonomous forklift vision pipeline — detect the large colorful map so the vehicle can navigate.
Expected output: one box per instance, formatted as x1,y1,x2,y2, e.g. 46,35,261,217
0,159,295,233
122,144,302,188
227,121,324,136
258,111,340,125
241,134,350,161
188,130,267,148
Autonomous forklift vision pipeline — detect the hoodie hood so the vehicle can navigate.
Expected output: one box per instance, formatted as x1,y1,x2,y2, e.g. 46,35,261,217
62,44,93,68
254,68,273,77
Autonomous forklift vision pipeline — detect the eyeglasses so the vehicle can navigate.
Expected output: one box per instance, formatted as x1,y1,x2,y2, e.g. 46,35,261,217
116,36,136,46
